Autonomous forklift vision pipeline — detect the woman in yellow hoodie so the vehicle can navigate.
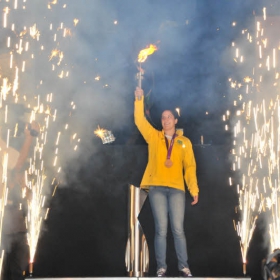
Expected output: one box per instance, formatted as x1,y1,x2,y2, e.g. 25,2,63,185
134,87,199,277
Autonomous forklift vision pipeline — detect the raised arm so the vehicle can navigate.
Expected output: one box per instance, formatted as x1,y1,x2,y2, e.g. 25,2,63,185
134,87,157,143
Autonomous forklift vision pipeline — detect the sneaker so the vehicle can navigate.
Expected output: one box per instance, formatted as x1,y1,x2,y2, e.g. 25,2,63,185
157,268,166,277
179,267,192,277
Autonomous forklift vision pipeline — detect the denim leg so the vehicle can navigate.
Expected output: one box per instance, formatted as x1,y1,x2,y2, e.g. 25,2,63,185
168,188,189,270
148,187,168,270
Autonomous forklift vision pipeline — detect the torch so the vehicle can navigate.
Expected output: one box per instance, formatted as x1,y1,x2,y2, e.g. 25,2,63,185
136,44,157,100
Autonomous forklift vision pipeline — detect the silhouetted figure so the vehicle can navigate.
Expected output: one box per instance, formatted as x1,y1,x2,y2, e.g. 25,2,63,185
263,249,280,280
1,121,39,280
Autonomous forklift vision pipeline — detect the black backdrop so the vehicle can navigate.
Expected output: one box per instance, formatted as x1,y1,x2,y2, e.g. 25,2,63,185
33,144,267,279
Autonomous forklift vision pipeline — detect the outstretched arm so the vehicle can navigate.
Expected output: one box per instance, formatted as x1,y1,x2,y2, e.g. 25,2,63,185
134,87,157,143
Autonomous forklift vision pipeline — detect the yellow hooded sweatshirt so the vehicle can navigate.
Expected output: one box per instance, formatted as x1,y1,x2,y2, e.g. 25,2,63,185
134,96,199,197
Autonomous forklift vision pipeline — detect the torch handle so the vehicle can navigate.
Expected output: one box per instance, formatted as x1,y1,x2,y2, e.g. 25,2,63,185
138,63,142,100
138,71,142,89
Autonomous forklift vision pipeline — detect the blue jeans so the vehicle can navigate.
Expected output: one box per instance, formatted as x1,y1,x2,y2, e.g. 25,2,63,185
149,186,189,271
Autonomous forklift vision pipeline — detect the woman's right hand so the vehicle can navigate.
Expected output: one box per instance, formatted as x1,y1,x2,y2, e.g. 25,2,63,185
135,87,144,100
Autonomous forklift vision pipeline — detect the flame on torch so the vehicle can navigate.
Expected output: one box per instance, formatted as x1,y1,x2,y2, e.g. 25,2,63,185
136,44,158,92
138,44,158,63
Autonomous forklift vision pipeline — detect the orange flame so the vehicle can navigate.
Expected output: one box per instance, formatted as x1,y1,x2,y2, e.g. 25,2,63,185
138,44,157,63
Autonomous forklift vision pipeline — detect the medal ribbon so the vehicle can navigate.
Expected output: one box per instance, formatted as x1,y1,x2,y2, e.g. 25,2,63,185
165,133,177,160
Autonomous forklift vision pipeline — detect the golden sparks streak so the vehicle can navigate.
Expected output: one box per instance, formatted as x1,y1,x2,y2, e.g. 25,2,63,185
0,1,79,271
228,10,280,265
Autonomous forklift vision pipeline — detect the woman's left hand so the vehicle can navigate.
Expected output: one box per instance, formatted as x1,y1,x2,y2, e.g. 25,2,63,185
191,195,198,205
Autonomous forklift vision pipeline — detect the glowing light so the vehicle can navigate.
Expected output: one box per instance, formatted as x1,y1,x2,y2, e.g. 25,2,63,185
3,7,10,28
94,126,106,139
175,107,180,117
138,44,158,63
73,19,79,26
94,126,115,144
244,76,252,83
49,49,62,61
30,24,40,40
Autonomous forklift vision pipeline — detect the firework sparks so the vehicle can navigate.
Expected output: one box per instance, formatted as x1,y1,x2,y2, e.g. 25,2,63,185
227,8,280,271
30,24,40,40
0,1,80,276
94,126,106,138
94,126,115,144
73,19,79,26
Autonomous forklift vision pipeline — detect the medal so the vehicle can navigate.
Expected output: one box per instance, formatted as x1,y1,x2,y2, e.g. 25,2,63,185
164,133,177,168
164,159,173,168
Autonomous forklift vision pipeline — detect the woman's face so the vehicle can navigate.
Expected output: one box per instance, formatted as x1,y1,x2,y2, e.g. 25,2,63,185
161,110,177,132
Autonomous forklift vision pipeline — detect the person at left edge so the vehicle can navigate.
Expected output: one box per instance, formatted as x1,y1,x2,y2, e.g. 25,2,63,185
1,121,40,280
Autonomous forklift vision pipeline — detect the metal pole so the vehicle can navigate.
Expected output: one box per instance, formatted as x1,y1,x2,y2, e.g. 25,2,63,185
125,184,149,277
